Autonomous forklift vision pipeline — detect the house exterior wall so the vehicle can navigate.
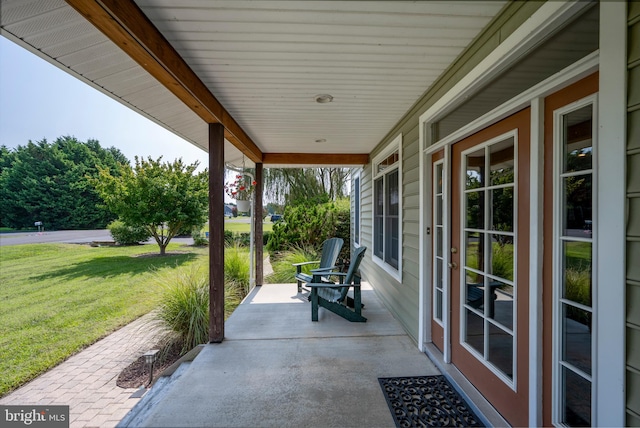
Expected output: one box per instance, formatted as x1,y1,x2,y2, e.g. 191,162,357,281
356,1,544,343
627,2,640,425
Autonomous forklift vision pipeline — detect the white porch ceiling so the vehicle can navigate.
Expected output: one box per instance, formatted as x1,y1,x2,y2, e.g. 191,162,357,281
0,0,506,166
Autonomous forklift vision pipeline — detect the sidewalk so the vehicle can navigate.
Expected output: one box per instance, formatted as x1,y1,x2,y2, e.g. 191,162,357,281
0,313,163,427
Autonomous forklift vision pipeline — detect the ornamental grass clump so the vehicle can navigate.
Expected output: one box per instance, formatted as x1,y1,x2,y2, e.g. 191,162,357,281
224,244,250,294
156,264,209,354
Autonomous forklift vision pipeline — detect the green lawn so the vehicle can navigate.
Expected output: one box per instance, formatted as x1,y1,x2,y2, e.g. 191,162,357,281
223,218,274,233
0,242,207,397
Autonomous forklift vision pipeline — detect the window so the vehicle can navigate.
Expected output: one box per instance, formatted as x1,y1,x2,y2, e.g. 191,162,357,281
372,134,402,278
553,99,596,427
433,160,444,324
353,170,361,246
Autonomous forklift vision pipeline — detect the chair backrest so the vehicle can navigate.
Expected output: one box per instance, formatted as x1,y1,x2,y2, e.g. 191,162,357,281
339,246,367,301
319,237,344,269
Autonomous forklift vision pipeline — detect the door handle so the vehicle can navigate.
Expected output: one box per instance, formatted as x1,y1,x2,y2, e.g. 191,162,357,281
448,261,458,270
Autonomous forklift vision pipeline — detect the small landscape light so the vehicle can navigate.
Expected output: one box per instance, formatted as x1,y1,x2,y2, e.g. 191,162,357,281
143,349,159,387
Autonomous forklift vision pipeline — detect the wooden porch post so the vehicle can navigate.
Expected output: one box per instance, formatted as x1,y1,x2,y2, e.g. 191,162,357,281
254,163,264,286
209,123,225,343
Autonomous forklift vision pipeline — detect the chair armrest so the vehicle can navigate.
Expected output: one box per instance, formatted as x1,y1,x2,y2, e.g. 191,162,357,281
307,282,358,289
292,260,319,274
310,266,338,274
292,260,320,267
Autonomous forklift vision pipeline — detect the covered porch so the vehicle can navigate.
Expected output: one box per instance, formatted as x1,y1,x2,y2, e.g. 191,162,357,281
119,281,506,427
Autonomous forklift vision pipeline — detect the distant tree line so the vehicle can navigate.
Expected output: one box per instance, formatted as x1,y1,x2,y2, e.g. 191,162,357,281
0,136,127,230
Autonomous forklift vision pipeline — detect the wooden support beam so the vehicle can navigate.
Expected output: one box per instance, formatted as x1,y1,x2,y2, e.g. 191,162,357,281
208,123,225,343
254,164,264,287
65,0,262,164
262,153,369,166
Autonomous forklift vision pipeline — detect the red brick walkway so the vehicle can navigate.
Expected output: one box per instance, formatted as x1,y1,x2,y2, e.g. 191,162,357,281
0,313,163,427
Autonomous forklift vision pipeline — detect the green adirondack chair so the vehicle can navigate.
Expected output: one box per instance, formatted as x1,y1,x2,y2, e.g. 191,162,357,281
308,246,367,322
293,237,344,292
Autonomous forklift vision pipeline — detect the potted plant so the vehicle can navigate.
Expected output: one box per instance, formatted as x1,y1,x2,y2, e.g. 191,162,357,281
225,174,256,212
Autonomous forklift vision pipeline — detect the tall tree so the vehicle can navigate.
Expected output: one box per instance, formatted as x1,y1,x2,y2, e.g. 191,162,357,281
263,167,350,206
92,156,208,255
0,137,127,230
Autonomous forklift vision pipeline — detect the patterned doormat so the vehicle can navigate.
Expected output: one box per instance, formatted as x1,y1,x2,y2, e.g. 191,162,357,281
378,375,482,427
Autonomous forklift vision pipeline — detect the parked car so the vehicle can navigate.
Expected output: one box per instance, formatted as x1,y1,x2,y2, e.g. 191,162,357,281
270,214,282,222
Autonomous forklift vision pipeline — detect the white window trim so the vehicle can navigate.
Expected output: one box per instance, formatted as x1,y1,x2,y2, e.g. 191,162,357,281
595,3,626,425
353,169,362,247
458,130,519,391
372,133,403,282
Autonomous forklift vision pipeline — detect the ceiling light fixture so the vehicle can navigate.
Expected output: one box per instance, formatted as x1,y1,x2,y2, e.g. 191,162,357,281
314,94,333,104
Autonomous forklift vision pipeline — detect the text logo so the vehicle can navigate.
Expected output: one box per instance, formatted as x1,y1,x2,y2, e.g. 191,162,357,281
1,406,69,428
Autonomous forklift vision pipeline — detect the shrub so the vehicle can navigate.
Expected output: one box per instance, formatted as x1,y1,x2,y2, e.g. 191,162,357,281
266,247,316,284
192,228,208,246
108,220,151,245
266,199,350,259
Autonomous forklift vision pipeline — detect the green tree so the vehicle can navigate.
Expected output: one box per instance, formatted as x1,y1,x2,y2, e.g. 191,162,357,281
0,137,127,229
263,168,350,206
92,156,208,255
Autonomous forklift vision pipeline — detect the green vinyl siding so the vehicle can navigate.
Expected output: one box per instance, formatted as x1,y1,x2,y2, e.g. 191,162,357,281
628,1,640,424
357,1,543,343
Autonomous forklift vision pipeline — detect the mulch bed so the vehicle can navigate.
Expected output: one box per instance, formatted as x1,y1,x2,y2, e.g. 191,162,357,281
116,341,183,388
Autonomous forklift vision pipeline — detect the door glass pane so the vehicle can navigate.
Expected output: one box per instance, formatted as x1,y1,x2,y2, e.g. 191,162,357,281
490,137,515,186
436,195,443,225
562,303,592,375
490,187,514,232
563,175,592,237
465,309,484,355
563,105,593,173
466,148,485,189
466,191,484,230
436,259,443,291
436,227,443,257
435,290,443,320
488,323,513,379
489,279,513,331
465,232,484,272
490,241,514,282
465,271,485,310
562,367,591,427
436,163,443,193
562,241,592,306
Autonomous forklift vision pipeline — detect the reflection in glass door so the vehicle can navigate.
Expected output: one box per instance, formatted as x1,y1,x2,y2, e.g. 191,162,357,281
462,133,517,384
553,99,596,426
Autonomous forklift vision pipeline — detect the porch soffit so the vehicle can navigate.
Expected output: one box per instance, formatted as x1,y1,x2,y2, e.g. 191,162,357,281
0,0,506,166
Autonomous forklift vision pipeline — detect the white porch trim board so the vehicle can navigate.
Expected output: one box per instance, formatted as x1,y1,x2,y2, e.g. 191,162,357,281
595,2,627,426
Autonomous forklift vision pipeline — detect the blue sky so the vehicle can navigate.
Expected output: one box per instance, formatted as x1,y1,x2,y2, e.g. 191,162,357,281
0,37,210,170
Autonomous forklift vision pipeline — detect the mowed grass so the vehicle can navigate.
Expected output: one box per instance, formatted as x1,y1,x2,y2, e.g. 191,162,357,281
0,242,207,397
223,218,274,233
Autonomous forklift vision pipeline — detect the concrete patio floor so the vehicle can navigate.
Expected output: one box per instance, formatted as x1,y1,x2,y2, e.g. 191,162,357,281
120,282,443,427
